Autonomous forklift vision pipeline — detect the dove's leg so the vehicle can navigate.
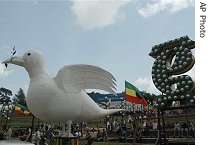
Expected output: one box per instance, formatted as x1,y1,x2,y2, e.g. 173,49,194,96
67,120,74,137
61,124,66,136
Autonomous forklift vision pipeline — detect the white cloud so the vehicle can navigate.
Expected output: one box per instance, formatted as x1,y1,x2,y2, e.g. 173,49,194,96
134,76,161,95
0,62,6,77
31,0,39,5
0,62,14,77
70,0,194,29
71,0,131,30
184,66,195,81
0,45,13,77
0,45,11,53
138,0,194,18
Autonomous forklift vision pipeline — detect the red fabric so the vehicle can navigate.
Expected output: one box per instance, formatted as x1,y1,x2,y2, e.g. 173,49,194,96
126,94,148,106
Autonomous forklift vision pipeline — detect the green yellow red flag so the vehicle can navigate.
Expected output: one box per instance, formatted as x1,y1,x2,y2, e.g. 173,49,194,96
14,103,31,116
125,81,148,106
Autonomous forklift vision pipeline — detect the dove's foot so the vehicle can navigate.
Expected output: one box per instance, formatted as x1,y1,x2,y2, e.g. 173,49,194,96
67,132,74,137
60,132,74,137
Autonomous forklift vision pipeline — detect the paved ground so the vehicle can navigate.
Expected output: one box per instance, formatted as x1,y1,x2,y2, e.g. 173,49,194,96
0,140,34,145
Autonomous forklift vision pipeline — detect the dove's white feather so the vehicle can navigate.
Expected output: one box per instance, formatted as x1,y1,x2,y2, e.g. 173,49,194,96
54,64,117,95
3,50,123,123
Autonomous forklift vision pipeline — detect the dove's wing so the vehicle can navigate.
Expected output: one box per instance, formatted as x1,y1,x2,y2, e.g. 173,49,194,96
54,64,117,96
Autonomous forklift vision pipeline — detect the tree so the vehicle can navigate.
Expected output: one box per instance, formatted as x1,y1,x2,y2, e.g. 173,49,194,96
0,87,14,130
0,87,12,104
13,88,27,106
141,92,160,107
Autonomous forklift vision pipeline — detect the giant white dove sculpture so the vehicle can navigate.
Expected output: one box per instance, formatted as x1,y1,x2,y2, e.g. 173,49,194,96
3,50,122,136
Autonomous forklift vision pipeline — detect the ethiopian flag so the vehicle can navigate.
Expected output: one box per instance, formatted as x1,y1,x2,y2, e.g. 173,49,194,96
14,103,31,116
125,81,148,106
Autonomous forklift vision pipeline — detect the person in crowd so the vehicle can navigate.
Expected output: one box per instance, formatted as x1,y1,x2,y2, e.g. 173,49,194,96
40,137,48,145
119,127,127,143
96,129,102,141
136,128,142,143
143,122,150,137
153,121,158,130
102,129,107,142
173,121,181,137
35,128,41,145
0,127,4,140
74,128,81,137
189,122,195,138
1,125,6,140
106,121,111,132
4,126,12,140
181,122,188,137
127,115,133,123
8,127,12,140
19,128,29,141
86,130,94,145
49,128,55,145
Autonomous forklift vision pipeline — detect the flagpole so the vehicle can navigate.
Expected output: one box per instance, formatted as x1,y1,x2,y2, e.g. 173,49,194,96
125,80,136,145
124,80,127,112
133,102,137,145
133,117,137,145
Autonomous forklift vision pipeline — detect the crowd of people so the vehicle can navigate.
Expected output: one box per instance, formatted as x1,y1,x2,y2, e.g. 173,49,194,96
0,107,194,145
104,110,195,142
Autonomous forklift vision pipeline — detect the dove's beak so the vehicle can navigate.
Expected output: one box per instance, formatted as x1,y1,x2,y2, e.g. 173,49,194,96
3,56,24,67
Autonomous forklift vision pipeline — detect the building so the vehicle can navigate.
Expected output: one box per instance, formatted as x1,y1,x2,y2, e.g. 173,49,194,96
88,92,144,111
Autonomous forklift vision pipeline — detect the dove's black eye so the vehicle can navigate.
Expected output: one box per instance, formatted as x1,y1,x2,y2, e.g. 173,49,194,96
27,53,31,56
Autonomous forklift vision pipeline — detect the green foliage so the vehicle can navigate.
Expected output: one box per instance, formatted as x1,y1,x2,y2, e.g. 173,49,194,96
0,87,13,103
13,88,27,106
140,92,160,108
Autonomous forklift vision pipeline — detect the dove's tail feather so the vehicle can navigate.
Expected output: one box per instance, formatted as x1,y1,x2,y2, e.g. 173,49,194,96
103,108,124,116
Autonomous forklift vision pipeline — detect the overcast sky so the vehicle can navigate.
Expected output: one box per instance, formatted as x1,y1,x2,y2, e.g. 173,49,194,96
0,0,195,96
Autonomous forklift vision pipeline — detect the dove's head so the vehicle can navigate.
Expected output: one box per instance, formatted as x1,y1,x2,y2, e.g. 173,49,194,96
3,50,46,78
